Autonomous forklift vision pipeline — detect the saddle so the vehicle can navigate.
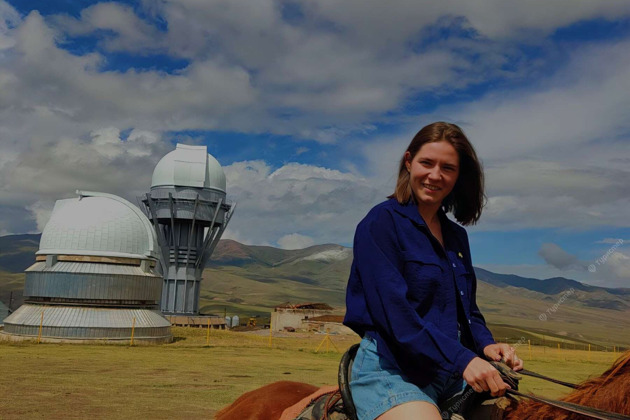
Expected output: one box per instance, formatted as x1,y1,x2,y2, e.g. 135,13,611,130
292,344,519,420
289,344,358,420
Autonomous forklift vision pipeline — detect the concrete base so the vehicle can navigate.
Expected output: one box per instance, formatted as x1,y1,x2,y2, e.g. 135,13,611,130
0,331,172,344
2,304,173,344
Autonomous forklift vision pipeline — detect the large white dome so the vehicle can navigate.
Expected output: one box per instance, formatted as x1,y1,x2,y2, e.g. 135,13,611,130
151,144,226,192
37,191,158,260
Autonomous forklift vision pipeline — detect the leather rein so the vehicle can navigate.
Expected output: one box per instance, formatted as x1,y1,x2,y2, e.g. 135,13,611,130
490,362,630,420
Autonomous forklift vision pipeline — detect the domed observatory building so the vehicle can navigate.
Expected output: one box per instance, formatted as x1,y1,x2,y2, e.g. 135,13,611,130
142,144,235,315
1,191,172,343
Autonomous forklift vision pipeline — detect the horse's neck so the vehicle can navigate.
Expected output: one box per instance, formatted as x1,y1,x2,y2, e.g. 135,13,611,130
505,357,630,419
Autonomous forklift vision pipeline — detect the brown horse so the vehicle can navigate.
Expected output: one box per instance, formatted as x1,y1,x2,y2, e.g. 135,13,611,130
216,381,319,420
505,351,630,419
216,351,630,420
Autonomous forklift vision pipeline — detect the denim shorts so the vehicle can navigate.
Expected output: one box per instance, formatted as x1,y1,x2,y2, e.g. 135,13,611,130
349,335,466,420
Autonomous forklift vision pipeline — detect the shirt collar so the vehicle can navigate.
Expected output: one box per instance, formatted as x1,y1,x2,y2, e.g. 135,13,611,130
391,197,455,233
391,197,426,226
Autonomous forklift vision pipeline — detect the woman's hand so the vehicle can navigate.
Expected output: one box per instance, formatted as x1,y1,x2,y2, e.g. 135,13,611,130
483,343,524,371
463,357,510,397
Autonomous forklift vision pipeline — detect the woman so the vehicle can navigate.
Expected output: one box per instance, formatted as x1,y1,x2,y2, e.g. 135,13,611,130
343,122,523,420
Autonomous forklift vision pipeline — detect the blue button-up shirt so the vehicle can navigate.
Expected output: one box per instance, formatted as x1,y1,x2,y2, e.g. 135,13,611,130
344,198,495,386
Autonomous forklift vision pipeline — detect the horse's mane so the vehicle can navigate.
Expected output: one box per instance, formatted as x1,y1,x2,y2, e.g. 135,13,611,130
506,351,630,419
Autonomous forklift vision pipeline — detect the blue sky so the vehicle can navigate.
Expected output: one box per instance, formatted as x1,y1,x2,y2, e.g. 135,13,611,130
0,0,629,287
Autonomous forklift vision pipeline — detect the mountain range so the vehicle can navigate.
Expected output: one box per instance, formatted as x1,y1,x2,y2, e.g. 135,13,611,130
1,234,629,347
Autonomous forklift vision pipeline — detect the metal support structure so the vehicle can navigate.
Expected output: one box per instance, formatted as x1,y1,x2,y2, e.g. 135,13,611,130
142,190,233,315
196,198,223,268
184,194,200,271
168,193,178,269
201,202,235,269
144,193,170,273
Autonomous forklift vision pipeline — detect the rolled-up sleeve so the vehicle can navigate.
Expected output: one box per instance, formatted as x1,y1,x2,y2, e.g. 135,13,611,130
352,209,478,376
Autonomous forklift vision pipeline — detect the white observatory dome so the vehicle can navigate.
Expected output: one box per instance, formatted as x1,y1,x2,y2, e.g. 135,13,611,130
151,144,226,192
37,191,158,260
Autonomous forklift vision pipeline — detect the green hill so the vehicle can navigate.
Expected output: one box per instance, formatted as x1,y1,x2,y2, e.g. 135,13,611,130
0,234,39,273
1,234,628,348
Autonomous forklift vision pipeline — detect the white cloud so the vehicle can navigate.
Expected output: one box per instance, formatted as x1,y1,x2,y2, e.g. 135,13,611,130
90,127,124,158
32,0,626,141
26,200,55,232
482,245,630,289
360,36,630,231
306,0,630,42
604,252,630,282
532,242,630,288
539,243,585,271
596,238,627,245
1,0,629,250
0,0,19,50
1,11,257,135
277,233,315,250
0,127,170,208
223,160,383,246
445,39,630,162
221,227,271,247
53,3,161,52
2,0,628,151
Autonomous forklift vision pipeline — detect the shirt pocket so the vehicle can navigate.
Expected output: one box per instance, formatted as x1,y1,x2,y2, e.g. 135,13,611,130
452,262,472,306
401,251,443,314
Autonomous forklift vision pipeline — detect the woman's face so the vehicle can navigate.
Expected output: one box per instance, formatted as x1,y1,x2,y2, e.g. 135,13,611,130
405,140,460,209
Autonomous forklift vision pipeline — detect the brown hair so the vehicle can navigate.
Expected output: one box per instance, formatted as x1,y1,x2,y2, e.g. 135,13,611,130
389,122,485,225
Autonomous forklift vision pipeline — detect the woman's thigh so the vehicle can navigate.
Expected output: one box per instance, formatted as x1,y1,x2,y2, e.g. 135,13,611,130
376,401,442,420
350,336,441,420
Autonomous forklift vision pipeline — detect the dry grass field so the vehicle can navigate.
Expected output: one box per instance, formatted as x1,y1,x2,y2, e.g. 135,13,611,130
0,327,624,419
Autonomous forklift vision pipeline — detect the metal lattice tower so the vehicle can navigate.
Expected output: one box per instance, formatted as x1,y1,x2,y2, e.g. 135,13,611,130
141,144,234,315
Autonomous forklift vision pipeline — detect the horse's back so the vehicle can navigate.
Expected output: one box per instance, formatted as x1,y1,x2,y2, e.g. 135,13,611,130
215,381,319,420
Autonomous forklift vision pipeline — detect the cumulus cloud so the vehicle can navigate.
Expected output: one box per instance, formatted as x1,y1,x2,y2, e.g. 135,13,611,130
2,0,629,149
26,200,55,232
52,3,162,53
448,41,630,162
360,34,630,231
535,242,630,288
306,0,630,43
0,124,171,236
604,252,630,281
539,243,585,271
1,0,629,257
277,233,315,250
0,10,257,139
596,238,627,245
0,0,19,50
24,0,627,141
223,160,384,247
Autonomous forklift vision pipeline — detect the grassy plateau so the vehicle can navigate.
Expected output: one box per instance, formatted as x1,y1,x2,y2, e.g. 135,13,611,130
0,327,624,419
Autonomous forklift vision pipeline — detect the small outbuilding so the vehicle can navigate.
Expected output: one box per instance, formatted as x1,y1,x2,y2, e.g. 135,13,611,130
271,302,353,334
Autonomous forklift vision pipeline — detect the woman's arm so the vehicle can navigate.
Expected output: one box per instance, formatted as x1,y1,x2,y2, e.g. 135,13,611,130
459,230,524,371
457,228,496,354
